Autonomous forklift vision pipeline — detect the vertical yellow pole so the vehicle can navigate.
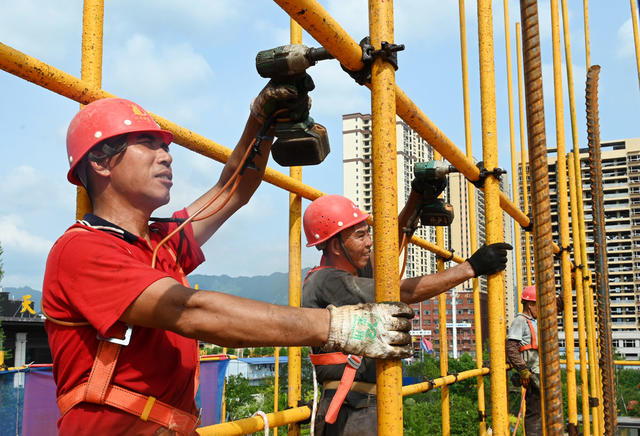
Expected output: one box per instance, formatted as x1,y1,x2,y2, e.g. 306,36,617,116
568,153,591,436
515,22,532,289
369,1,402,434
477,1,509,434
583,0,591,68
274,347,280,434
550,0,578,430
287,18,303,436
458,1,487,433
631,0,640,90
503,0,525,307
435,157,450,435
78,0,104,218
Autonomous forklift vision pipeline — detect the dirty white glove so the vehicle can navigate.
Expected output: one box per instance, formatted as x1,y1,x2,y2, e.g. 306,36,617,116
322,302,414,359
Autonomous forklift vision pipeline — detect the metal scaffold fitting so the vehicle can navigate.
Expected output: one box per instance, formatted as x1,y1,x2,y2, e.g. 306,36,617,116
341,36,405,85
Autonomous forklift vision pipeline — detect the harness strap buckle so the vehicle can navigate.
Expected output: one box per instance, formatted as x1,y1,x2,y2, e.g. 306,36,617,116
97,324,133,346
346,354,362,370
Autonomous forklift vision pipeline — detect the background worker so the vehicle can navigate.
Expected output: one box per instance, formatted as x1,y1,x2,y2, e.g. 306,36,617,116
302,193,512,435
506,285,563,435
42,94,414,436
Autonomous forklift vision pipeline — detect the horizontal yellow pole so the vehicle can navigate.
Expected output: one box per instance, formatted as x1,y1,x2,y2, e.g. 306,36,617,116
198,406,311,435
272,0,568,255
402,367,491,397
560,359,640,367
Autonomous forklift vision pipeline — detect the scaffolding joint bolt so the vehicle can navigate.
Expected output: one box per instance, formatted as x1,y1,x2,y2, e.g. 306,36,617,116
469,161,507,189
341,37,404,86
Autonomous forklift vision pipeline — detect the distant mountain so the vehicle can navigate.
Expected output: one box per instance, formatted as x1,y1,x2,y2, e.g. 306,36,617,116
2,269,312,311
189,269,311,305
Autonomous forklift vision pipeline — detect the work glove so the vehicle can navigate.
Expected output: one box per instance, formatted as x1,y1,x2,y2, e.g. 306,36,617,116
466,242,513,277
250,76,312,123
322,302,414,359
519,368,532,388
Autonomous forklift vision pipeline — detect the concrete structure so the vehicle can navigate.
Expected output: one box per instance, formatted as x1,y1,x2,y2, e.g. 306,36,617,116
516,137,640,360
343,113,516,357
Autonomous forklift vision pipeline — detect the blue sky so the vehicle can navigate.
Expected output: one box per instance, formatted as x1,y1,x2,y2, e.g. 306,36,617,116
0,1,638,290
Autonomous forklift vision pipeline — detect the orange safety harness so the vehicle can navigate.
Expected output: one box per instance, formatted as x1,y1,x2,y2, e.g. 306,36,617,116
43,227,201,435
304,265,367,425
518,314,538,352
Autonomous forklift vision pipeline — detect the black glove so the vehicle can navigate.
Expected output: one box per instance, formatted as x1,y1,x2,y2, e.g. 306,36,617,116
466,242,512,277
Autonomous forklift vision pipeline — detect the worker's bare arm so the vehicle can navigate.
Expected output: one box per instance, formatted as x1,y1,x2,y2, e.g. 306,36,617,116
187,114,272,246
120,277,329,348
399,261,475,304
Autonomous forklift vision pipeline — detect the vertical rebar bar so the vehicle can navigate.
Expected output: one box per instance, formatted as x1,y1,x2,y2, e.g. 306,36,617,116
585,64,617,435
459,1,487,432
519,1,565,433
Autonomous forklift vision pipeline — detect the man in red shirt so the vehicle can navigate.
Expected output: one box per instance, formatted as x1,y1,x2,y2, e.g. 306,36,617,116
43,92,414,435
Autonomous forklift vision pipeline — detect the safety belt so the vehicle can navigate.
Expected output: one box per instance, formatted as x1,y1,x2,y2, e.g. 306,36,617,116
309,352,363,424
518,316,538,352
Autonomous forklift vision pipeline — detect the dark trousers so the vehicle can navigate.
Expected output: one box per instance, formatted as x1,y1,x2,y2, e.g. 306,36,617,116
524,383,542,436
313,389,378,436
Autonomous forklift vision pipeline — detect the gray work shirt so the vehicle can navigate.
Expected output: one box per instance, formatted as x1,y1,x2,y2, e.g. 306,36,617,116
302,266,377,384
507,313,539,374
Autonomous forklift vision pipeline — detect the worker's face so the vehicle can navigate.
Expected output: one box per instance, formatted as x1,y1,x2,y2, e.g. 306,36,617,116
524,300,538,319
340,221,372,269
108,132,173,211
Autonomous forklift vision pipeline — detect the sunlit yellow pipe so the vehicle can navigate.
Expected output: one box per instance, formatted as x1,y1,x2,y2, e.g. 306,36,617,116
515,23,533,288
477,1,509,434
560,359,640,367
401,367,491,397
568,153,592,436
550,0,579,429
199,406,311,435
583,0,591,68
630,0,640,90
459,0,487,432
77,0,104,219
368,1,403,434
503,0,524,312
287,19,303,436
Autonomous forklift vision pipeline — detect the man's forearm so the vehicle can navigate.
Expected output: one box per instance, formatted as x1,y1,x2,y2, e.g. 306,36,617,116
399,261,475,304
506,339,528,371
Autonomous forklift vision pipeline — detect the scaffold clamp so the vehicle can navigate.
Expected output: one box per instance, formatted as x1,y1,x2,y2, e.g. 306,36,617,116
554,245,572,258
522,212,534,232
588,396,599,407
437,248,455,262
478,410,486,422
341,37,405,85
470,161,507,189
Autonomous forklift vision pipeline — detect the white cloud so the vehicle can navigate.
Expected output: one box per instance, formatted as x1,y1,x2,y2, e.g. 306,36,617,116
0,165,74,213
616,18,635,59
0,215,53,256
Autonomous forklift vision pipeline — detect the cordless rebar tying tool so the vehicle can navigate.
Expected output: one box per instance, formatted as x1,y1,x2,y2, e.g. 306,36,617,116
255,44,334,166
413,160,458,227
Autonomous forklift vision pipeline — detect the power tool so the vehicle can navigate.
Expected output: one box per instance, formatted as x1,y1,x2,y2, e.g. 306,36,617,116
412,160,458,227
255,44,334,166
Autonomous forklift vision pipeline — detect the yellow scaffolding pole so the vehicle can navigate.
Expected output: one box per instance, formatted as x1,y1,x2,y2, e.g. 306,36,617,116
287,19,303,436
568,156,591,436
631,0,640,91
368,1,403,434
77,0,104,218
503,0,525,309
550,0,578,430
477,1,509,434
198,406,311,435
272,0,541,236
435,150,450,435
458,0,487,432
515,22,533,288
583,0,591,68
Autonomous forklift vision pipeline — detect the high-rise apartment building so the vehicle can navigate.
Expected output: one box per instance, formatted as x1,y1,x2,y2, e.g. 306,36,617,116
343,113,516,356
516,137,640,360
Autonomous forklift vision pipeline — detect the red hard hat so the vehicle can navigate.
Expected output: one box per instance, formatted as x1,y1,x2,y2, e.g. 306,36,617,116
303,195,370,247
65,98,173,185
522,285,536,302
